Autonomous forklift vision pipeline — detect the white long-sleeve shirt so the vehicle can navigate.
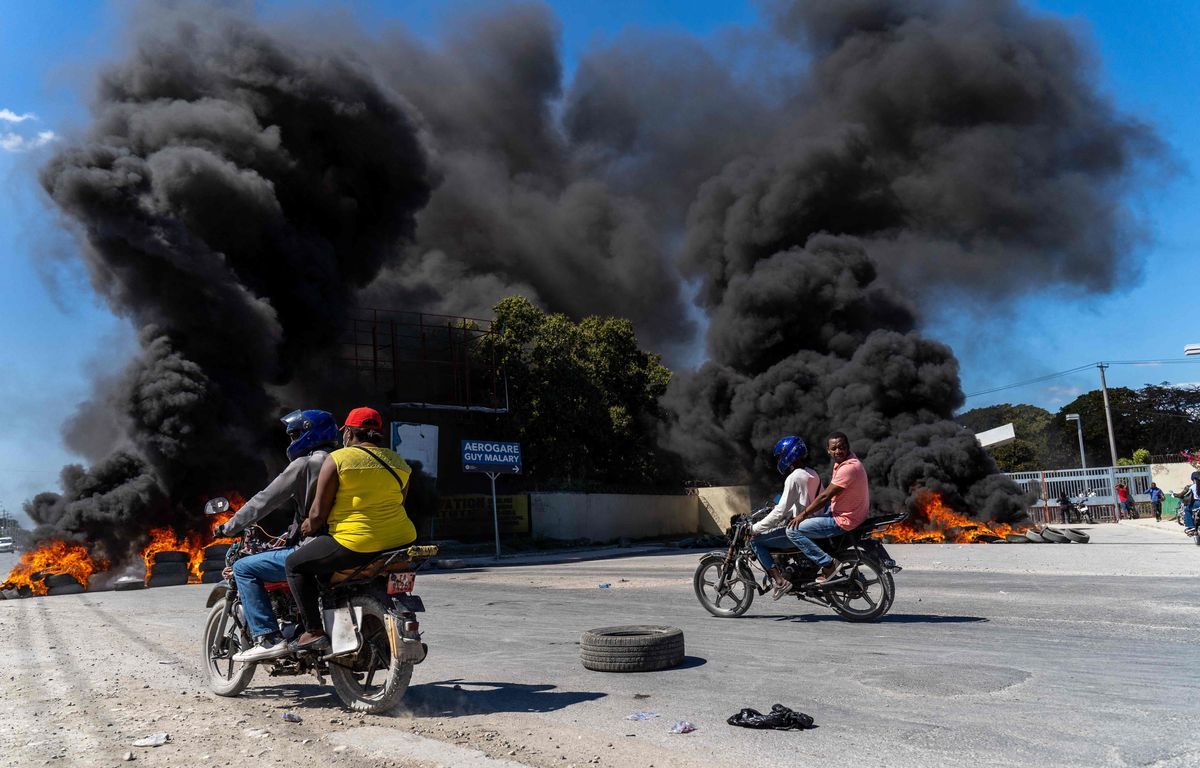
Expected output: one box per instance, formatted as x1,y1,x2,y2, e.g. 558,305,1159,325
752,466,821,534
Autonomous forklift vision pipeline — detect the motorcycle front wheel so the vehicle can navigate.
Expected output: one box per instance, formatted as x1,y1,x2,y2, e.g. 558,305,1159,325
828,558,893,623
328,594,413,713
693,553,755,618
202,602,256,696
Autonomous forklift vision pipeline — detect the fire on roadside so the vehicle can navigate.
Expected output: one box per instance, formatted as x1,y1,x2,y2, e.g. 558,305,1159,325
874,490,1030,544
142,492,244,582
1,540,109,595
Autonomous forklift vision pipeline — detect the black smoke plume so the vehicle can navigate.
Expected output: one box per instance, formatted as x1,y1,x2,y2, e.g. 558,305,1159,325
28,0,1157,562
31,8,432,561
661,0,1156,516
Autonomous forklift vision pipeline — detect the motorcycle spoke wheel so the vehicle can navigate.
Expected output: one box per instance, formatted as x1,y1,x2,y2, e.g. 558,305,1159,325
693,556,754,618
202,602,256,696
327,594,413,713
828,559,892,623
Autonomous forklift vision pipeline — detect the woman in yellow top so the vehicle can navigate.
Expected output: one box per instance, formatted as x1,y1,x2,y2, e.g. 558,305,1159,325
285,407,417,650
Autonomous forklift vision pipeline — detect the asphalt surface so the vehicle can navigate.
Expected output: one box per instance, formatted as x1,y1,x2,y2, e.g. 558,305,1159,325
1,521,1197,768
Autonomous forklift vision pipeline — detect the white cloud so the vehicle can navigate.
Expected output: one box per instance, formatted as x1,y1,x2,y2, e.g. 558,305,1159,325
0,108,36,123
0,129,57,153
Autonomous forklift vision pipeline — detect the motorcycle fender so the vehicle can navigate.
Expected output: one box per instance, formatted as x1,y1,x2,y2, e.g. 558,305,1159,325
384,612,428,664
205,584,229,608
392,593,425,613
324,606,363,657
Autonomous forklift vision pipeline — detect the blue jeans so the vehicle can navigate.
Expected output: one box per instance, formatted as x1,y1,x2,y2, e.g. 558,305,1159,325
750,528,794,571
785,515,844,567
232,547,293,639
1185,501,1199,530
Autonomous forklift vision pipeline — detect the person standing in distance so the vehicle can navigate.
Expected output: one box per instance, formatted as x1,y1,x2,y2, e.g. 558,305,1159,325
1147,483,1164,523
785,432,871,584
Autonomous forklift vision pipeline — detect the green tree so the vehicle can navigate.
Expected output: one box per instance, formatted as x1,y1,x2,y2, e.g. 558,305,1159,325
487,297,676,488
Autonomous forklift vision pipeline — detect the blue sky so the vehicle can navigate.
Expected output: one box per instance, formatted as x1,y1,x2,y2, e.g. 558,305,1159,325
0,0,1197,523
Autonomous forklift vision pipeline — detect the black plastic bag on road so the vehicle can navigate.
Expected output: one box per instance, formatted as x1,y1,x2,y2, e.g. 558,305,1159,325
727,704,815,730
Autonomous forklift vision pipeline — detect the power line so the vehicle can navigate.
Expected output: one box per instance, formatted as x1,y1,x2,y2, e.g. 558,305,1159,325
964,359,1200,400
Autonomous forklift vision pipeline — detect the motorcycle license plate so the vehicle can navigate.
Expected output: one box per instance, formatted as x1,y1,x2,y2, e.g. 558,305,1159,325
387,572,415,595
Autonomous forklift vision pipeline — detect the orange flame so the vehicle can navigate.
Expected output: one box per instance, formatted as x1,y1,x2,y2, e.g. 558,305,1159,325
141,492,243,582
2,540,108,595
874,490,1030,544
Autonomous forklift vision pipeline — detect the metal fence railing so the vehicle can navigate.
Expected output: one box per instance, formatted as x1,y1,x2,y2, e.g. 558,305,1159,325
1005,465,1153,525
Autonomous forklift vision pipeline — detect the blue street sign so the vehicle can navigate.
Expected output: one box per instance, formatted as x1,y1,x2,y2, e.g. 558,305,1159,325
461,440,522,475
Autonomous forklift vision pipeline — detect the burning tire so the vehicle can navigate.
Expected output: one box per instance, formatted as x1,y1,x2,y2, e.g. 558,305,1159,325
150,562,189,576
199,559,226,573
114,578,145,591
1025,530,1047,543
46,583,85,596
201,571,226,584
580,625,685,672
153,550,190,563
44,573,82,589
203,602,256,696
203,544,231,559
1004,533,1030,543
147,573,189,588
1040,528,1071,543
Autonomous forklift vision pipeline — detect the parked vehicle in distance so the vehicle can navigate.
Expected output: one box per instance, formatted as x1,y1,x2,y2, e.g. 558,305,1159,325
0,537,14,553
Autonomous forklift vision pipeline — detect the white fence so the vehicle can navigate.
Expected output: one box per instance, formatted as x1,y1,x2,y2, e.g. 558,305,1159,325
1004,465,1152,525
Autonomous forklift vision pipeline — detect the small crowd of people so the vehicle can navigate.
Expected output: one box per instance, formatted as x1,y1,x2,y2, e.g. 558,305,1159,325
215,406,417,663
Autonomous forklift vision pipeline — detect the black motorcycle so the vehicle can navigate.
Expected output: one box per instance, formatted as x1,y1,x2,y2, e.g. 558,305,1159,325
693,507,905,622
200,497,438,713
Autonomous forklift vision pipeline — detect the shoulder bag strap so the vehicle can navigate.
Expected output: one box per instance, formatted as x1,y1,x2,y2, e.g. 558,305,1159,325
352,445,409,501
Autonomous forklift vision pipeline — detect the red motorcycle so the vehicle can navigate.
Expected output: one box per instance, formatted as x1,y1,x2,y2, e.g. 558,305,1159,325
200,497,438,713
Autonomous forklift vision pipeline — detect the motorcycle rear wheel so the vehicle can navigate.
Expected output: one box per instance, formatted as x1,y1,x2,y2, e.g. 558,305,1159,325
828,558,893,623
202,602,256,696
328,594,413,713
693,553,755,618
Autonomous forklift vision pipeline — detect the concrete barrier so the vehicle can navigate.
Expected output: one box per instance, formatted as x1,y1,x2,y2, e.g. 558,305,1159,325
693,486,751,535
529,493,699,541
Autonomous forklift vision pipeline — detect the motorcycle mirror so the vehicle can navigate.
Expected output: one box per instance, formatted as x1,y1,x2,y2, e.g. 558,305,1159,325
204,497,230,516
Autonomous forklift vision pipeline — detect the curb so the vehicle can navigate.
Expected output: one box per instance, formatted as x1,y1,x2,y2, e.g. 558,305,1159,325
429,545,680,570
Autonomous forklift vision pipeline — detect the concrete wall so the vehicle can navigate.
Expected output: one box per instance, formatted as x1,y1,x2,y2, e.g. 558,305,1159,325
1150,462,1196,496
693,486,751,535
529,493,699,541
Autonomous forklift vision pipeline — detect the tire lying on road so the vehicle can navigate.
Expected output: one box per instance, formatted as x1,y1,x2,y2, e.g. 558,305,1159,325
1040,528,1071,543
1056,528,1090,543
44,573,82,589
1025,530,1047,543
1004,533,1030,543
580,625,684,672
153,550,190,563
47,583,86,597
147,573,190,588
114,578,146,591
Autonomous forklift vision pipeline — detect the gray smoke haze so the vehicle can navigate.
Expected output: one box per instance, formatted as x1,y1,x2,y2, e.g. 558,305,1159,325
31,6,432,561
28,0,1157,562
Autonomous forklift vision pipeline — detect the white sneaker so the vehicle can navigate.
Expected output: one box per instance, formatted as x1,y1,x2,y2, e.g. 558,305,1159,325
233,637,289,663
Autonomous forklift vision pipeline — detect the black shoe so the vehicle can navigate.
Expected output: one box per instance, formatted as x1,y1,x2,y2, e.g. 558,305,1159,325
292,632,330,652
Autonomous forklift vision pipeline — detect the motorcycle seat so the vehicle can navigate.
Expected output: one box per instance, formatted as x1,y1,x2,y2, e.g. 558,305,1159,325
327,544,440,585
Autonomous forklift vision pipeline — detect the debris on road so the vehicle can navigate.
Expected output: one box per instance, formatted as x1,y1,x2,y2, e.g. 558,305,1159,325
598,583,611,589
625,711,659,721
282,712,302,723
131,732,170,747
727,705,815,731
669,721,697,734
122,751,135,761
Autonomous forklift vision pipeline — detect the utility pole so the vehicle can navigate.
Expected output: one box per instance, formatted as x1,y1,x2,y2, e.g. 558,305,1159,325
1097,363,1119,467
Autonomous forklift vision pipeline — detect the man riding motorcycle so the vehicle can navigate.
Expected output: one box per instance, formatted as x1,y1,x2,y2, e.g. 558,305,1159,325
749,436,821,599
213,409,338,663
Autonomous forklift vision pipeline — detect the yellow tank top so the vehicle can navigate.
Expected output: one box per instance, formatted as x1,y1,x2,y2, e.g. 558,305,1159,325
327,446,417,553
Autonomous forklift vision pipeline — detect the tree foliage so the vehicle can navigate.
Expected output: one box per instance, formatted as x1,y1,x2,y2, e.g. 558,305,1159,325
958,384,1200,471
487,297,677,488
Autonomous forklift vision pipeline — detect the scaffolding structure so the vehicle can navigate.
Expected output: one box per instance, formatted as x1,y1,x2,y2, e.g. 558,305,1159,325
339,308,502,410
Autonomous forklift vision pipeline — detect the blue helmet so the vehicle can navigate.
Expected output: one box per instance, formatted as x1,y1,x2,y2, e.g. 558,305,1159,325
773,436,808,475
282,409,338,461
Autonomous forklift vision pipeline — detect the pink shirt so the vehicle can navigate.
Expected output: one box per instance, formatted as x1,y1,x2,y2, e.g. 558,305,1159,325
830,454,870,531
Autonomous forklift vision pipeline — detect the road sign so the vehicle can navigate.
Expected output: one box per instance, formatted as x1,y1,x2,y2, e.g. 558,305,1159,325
461,440,522,475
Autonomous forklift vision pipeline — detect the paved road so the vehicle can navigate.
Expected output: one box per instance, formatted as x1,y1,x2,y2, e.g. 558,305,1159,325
1,522,1197,768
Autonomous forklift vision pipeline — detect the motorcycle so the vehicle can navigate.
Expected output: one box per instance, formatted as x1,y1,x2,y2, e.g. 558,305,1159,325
200,497,438,713
1057,490,1096,524
693,507,905,622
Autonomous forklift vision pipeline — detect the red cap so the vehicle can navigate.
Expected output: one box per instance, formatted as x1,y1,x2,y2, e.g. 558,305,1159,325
341,407,383,430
